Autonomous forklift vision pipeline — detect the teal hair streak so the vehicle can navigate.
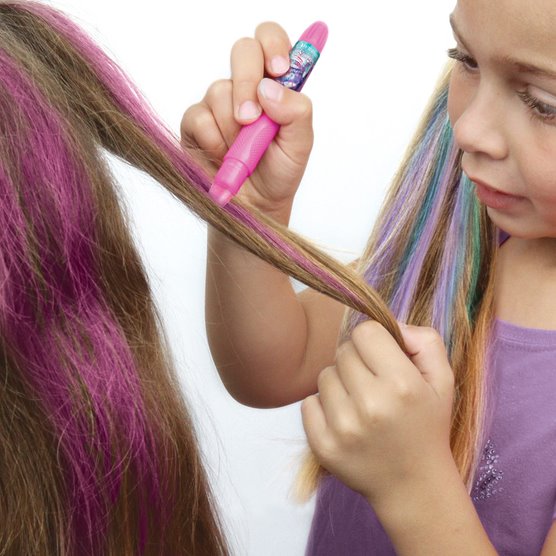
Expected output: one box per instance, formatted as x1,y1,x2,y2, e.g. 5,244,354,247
465,175,483,322
440,171,479,354
397,117,455,279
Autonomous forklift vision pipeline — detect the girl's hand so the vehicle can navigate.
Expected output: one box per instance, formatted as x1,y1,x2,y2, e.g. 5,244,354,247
180,21,315,214
301,320,456,506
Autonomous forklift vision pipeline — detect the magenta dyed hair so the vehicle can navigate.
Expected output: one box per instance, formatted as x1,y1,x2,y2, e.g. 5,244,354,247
0,1,395,553
0,11,172,556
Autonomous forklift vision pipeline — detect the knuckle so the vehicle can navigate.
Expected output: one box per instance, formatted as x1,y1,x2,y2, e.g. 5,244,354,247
422,326,442,343
180,104,205,134
255,20,283,38
180,104,197,132
205,79,231,103
191,108,213,133
422,327,448,353
316,435,338,463
335,341,351,360
359,398,382,425
234,78,257,92
232,36,256,51
393,380,416,402
317,366,333,390
333,416,359,444
362,398,397,427
352,320,383,344
295,94,313,120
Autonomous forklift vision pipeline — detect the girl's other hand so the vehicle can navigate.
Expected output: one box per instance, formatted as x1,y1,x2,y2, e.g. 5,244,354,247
301,321,457,507
180,21,315,214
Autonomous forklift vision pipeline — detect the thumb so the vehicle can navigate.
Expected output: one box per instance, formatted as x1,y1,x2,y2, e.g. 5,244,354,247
397,322,454,397
256,78,314,148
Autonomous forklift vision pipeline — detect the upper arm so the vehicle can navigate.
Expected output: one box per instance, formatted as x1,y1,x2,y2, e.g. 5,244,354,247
294,257,360,398
541,519,556,555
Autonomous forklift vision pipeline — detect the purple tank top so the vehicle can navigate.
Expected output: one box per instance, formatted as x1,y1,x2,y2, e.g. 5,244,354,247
306,229,556,555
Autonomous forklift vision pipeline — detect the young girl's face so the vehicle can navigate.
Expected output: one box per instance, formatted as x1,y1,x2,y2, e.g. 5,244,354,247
447,0,556,240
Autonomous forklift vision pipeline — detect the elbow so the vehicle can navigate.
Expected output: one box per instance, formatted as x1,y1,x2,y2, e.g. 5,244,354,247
217,372,305,409
222,381,293,409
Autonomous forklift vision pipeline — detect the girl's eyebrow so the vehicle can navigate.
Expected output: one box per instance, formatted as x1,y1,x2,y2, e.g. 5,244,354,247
449,13,556,81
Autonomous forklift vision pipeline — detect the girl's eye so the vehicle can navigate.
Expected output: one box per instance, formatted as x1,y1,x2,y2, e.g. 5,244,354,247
447,47,478,72
447,47,556,125
517,91,556,123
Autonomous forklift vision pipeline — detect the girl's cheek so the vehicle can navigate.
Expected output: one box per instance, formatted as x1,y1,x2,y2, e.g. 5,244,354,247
531,171,556,202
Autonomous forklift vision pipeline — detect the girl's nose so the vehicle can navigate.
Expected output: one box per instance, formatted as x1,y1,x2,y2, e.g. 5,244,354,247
451,84,509,161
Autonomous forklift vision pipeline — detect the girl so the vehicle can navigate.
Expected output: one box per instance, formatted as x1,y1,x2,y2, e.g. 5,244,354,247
182,0,556,553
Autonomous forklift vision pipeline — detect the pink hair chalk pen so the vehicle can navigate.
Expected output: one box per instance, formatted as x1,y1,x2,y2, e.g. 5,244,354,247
208,21,328,207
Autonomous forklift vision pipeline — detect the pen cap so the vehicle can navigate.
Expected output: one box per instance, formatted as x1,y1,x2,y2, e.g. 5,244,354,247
299,21,328,53
274,21,328,93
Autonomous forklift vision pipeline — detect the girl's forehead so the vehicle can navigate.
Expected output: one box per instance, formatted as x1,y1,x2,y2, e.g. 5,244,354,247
453,0,556,65
455,0,556,33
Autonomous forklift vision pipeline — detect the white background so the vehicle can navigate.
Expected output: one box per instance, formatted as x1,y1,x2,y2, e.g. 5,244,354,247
44,1,454,553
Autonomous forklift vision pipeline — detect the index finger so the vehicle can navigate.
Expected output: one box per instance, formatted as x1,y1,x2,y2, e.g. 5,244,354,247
350,321,418,381
230,37,265,122
229,23,292,124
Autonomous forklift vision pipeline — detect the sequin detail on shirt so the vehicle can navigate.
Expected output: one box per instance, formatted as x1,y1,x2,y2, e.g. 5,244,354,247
472,438,504,502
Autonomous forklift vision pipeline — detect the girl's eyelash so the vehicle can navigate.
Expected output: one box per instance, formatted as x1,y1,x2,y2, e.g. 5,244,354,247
446,47,556,124
446,47,477,70
516,91,556,122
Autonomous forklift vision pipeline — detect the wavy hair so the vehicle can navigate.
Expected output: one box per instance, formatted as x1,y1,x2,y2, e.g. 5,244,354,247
0,1,501,553
296,65,501,499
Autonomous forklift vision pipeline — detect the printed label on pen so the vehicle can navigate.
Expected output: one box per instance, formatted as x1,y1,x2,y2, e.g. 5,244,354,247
275,40,320,92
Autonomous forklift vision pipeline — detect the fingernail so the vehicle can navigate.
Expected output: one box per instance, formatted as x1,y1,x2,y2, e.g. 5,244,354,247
270,55,290,74
237,100,261,120
259,78,284,102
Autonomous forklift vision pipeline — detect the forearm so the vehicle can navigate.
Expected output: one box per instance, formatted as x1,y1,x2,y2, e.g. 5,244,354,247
369,459,498,556
205,198,309,407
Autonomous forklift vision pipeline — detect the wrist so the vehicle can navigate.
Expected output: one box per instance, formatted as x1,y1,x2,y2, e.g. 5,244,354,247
366,458,497,556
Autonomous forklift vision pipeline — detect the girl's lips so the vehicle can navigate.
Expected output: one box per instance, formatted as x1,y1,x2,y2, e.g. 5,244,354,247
471,178,524,210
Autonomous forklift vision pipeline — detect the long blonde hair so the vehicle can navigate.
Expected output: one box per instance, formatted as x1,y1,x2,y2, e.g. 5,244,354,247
296,65,500,500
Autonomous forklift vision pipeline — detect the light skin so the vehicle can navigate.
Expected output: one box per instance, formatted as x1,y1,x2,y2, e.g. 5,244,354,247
448,0,556,334
181,21,314,216
182,1,556,552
